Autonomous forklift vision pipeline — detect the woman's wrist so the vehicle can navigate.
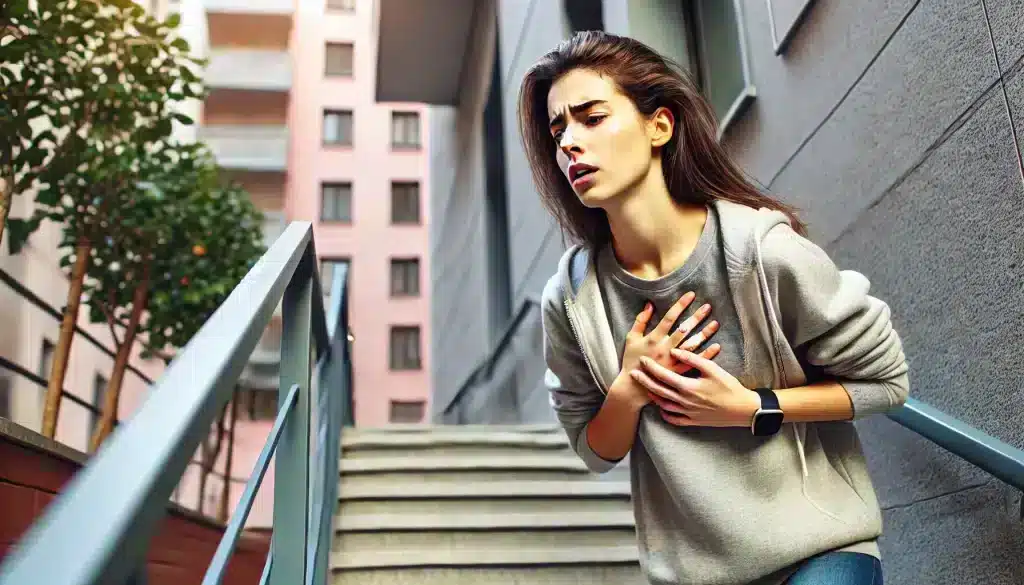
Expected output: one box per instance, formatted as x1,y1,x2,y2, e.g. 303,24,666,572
609,374,650,413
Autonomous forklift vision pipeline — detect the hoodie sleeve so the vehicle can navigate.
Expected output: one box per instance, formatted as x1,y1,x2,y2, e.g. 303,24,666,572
541,274,622,473
760,224,910,418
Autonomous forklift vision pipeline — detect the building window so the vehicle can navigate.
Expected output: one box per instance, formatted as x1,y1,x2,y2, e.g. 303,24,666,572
0,375,11,420
389,400,425,423
320,258,350,292
236,388,278,421
390,111,420,149
390,258,420,297
38,339,55,380
324,42,354,77
90,374,107,438
321,182,352,223
686,0,755,137
391,181,420,224
389,326,421,370
323,110,353,146
326,0,355,11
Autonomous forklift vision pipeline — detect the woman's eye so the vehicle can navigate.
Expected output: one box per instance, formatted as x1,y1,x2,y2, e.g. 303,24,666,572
552,131,564,142
586,115,605,125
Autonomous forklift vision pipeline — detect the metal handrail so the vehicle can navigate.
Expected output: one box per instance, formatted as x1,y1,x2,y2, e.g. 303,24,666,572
888,398,1024,490
440,295,541,420
0,222,353,585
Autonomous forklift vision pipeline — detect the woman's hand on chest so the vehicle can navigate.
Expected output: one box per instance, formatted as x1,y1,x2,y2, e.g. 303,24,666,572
614,292,722,409
631,349,760,427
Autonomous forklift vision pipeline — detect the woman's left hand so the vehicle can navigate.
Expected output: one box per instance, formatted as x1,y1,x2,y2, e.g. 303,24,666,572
630,348,760,427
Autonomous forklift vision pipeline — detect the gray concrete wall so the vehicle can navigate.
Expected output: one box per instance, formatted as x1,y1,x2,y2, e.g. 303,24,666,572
426,0,499,419
429,0,1024,580
649,0,1024,582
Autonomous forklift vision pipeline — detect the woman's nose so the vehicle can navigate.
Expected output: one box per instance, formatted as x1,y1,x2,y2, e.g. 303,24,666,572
558,125,577,152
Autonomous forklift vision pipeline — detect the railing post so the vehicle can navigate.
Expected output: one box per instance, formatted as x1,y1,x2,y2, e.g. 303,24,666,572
269,253,314,585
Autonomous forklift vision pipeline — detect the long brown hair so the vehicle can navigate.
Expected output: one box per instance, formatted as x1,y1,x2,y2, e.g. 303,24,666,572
517,31,806,249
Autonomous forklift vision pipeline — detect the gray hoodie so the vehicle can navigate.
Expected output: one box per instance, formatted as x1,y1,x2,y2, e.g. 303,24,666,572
541,200,910,585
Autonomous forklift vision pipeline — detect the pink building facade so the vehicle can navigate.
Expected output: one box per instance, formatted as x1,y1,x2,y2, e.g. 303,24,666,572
0,0,431,528
288,0,433,427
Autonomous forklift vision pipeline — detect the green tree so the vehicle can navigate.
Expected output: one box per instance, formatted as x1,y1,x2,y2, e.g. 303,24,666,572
2,0,204,437
85,143,265,450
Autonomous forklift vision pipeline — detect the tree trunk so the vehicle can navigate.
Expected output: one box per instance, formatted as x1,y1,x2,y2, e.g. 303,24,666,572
41,236,91,438
198,404,227,515
218,396,239,523
89,276,149,452
0,167,12,247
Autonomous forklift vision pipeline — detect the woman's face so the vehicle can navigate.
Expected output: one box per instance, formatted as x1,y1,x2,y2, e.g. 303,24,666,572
546,68,664,208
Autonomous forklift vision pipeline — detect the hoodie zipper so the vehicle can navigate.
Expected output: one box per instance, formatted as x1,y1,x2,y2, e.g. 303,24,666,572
564,298,606,394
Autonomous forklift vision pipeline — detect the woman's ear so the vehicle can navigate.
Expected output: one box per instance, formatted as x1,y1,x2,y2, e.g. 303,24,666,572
649,107,675,148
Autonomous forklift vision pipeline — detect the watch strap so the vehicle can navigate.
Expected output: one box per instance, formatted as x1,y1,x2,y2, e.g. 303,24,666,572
753,387,780,411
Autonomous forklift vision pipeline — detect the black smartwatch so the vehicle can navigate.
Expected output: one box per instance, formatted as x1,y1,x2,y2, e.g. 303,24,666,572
750,388,784,436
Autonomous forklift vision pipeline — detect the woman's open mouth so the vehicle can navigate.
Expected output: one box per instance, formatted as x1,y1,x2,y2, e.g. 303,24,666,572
569,163,599,190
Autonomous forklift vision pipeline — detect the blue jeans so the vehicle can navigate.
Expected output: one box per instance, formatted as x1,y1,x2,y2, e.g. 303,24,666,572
786,552,883,585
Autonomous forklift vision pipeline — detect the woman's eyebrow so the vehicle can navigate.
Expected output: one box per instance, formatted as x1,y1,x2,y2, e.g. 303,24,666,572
549,99,608,129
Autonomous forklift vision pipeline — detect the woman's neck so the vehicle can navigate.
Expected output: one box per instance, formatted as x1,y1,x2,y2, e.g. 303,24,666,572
604,164,707,280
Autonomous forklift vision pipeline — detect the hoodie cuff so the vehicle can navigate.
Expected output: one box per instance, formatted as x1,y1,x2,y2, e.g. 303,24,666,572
575,423,622,473
840,379,904,419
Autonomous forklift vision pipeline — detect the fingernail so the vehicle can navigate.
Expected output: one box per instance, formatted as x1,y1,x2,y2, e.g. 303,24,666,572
701,303,711,312
630,370,641,380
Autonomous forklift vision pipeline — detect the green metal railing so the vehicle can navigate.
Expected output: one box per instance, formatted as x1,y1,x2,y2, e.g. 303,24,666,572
0,221,353,585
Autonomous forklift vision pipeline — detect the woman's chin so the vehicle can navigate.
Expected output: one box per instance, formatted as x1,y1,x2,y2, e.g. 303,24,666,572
576,186,616,209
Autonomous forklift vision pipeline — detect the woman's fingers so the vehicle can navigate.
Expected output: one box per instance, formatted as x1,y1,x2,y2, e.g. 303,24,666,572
660,411,695,427
653,291,696,337
667,302,712,346
679,320,719,351
671,343,721,375
629,302,655,336
649,393,689,414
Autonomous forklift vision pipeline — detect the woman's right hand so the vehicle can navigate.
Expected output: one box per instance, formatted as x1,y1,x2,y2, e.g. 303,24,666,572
612,292,721,409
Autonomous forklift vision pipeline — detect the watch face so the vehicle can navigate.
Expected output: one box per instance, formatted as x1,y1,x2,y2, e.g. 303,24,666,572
753,410,784,436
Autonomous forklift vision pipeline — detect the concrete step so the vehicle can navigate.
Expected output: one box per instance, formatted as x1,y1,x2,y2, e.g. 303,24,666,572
330,545,639,570
339,479,631,500
342,444,574,460
343,424,562,435
342,430,569,449
332,527,637,554
340,469,599,490
330,564,647,585
336,510,635,532
338,495,633,517
339,454,589,474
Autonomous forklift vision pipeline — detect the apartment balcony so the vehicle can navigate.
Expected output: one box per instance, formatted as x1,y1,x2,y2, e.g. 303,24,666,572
205,0,294,16
198,125,289,172
206,49,292,92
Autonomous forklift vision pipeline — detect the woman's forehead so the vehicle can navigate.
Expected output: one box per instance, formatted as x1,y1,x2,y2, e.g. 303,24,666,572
547,70,617,115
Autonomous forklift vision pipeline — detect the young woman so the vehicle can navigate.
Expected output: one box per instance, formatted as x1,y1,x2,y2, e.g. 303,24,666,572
524,32,909,585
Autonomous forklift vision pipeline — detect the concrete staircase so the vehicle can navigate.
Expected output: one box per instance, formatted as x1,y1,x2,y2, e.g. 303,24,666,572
330,424,643,584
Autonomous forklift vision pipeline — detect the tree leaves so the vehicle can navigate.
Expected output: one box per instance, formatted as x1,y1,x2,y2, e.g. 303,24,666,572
3,0,265,356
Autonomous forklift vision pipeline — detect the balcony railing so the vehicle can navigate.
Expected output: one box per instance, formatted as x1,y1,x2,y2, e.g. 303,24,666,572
204,0,294,15
199,125,289,172
0,222,353,585
206,49,292,92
